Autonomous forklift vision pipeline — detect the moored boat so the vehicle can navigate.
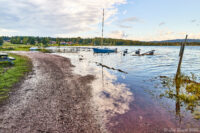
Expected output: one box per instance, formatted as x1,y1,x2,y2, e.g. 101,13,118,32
93,9,117,54
93,48,117,53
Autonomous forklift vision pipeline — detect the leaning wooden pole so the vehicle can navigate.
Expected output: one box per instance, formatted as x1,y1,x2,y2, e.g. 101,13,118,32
176,35,188,78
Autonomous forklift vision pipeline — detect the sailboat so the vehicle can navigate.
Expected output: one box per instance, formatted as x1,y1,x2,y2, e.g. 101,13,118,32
93,9,117,53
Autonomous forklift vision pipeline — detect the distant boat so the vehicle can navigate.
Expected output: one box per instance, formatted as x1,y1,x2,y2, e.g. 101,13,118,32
140,50,155,55
93,9,117,54
93,48,117,53
133,49,155,56
30,47,39,51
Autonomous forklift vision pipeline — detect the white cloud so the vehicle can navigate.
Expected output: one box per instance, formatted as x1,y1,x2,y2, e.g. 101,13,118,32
118,25,132,29
146,31,199,41
0,28,18,36
109,30,128,39
0,0,126,36
125,29,200,41
121,17,140,23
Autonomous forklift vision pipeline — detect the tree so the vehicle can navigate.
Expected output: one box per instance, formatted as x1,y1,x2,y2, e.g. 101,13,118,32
56,38,60,45
29,37,35,45
42,37,50,47
16,37,21,44
0,37,3,46
22,37,29,44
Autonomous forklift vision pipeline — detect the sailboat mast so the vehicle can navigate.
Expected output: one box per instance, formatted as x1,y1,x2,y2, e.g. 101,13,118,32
101,9,104,47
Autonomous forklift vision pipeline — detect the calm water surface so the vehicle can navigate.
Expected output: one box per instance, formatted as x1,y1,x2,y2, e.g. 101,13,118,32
50,46,200,133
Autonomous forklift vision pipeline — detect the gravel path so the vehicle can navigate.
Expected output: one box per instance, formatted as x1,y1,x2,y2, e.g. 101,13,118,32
0,52,101,133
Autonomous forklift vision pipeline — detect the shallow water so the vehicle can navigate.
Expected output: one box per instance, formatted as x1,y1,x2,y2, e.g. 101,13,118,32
50,46,200,132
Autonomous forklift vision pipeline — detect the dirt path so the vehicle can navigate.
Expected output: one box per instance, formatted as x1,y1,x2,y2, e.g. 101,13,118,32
0,52,101,133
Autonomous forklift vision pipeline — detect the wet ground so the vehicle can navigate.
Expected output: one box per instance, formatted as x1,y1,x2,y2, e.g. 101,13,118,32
0,52,102,133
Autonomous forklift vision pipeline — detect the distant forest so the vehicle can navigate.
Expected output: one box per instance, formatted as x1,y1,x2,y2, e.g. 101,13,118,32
1,36,200,46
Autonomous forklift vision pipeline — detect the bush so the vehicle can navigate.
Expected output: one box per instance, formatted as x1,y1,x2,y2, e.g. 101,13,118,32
0,37,3,46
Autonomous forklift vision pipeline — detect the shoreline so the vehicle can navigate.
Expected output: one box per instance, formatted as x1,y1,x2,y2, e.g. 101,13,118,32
0,52,102,133
54,52,134,133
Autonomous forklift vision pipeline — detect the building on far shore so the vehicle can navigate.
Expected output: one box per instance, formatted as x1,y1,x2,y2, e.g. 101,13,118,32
66,41,73,45
60,41,67,45
50,41,56,44
5,40,11,43
49,41,73,45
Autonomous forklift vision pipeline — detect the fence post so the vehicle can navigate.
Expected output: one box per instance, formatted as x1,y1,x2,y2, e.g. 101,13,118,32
176,35,188,78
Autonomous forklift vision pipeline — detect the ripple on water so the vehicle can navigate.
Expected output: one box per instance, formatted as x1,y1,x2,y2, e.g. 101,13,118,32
51,46,200,132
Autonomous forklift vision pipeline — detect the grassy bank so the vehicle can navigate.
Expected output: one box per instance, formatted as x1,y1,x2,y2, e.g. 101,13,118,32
0,42,32,51
0,54,32,102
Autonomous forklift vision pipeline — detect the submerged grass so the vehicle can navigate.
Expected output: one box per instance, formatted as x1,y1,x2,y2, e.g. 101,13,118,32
158,73,200,120
0,54,32,103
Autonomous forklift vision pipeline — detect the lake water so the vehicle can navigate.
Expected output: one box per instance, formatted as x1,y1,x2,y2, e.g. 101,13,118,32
50,46,200,133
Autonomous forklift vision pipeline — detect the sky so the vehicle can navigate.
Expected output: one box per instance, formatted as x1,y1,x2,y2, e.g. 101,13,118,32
0,0,200,41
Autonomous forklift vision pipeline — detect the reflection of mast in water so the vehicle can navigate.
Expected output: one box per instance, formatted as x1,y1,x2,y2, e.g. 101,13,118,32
101,54,104,88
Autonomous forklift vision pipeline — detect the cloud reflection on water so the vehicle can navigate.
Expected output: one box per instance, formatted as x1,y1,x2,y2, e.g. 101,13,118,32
54,52,133,127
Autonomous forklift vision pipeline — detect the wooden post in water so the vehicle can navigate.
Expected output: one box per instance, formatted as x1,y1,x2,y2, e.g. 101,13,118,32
176,35,188,78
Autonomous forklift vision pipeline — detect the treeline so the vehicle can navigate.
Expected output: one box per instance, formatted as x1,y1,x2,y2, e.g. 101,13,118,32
1,36,200,46
0,37,3,45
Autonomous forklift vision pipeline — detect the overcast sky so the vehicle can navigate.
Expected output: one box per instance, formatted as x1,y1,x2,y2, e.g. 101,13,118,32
0,0,200,41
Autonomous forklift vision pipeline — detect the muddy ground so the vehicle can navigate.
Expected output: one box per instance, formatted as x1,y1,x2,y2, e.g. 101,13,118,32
0,52,102,133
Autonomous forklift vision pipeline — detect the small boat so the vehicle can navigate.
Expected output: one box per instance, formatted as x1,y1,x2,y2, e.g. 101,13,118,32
135,49,141,55
122,49,128,56
93,48,117,53
124,49,128,54
93,9,117,54
0,53,15,64
141,50,155,55
132,50,155,56
30,47,39,51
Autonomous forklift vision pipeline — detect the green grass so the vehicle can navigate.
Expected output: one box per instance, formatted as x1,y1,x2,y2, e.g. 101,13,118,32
0,42,33,51
38,48,52,53
0,42,94,52
0,54,32,102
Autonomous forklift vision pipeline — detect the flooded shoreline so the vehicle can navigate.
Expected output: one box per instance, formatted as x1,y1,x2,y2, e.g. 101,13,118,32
53,46,200,132
0,52,102,133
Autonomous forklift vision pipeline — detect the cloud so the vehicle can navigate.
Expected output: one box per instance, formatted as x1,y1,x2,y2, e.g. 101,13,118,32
191,19,197,23
0,0,126,36
158,30,175,36
109,30,128,39
116,17,139,30
122,10,127,15
121,17,140,23
118,25,132,29
159,22,166,26
126,29,194,41
105,17,118,25
0,28,18,36
150,30,192,41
